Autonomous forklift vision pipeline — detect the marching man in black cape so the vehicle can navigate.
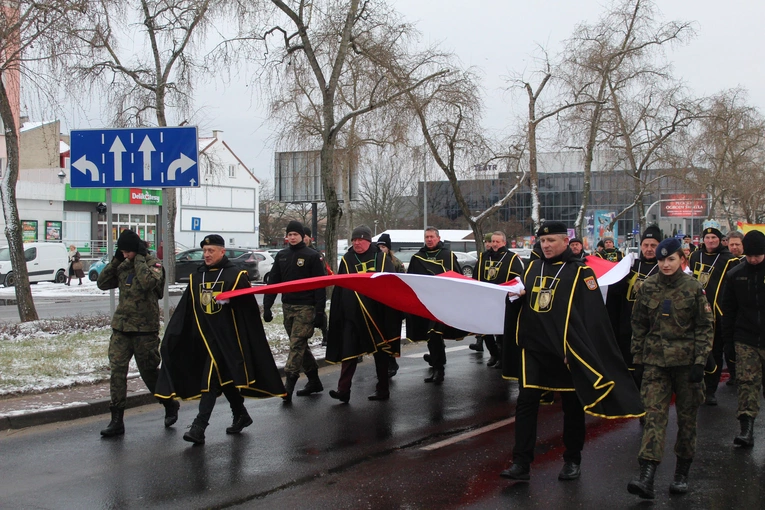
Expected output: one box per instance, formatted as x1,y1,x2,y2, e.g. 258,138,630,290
500,221,643,482
155,235,285,445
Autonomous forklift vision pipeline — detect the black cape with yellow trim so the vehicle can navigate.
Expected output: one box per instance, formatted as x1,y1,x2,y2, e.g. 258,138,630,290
155,257,286,400
325,246,401,362
405,242,467,342
689,246,736,317
502,248,643,419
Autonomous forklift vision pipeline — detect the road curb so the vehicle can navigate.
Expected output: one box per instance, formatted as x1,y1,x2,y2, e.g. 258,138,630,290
0,358,334,431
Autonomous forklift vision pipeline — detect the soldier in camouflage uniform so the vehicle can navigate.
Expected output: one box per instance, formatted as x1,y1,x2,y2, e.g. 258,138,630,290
97,229,177,437
628,238,714,499
721,230,765,448
264,220,327,402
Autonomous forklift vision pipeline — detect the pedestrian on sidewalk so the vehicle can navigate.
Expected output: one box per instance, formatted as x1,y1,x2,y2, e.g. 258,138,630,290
96,229,178,437
154,234,285,445
628,237,713,499
326,225,400,403
263,220,327,402
67,245,84,286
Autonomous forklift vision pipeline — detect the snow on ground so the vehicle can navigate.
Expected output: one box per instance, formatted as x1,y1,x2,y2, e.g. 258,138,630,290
0,280,188,299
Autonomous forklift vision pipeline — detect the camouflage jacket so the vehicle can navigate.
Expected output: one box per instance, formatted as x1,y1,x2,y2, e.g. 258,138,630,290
97,254,165,332
631,268,713,367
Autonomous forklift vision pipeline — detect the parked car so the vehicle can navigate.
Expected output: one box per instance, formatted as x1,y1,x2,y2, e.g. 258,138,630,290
88,254,110,281
252,251,275,282
174,248,260,283
396,250,419,271
0,242,69,287
453,251,478,277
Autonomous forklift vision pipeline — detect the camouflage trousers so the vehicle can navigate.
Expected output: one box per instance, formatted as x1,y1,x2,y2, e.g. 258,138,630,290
638,364,705,463
282,303,318,377
735,343,765,418
109,330,161,409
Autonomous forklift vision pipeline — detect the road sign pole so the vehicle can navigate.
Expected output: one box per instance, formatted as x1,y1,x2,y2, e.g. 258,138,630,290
106,189,115,316
159,199,170,328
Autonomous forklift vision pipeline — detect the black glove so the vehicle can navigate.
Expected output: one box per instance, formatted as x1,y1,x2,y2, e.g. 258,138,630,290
689,364,705,383
137,242,148,256
263,309,273,323
113,249,125,263
314,311,325,328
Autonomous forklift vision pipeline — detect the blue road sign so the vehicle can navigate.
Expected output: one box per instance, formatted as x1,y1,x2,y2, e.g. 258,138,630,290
191,217,201,231
69,126,199,188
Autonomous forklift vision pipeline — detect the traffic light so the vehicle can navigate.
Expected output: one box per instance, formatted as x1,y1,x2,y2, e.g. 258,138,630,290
626,233,634,241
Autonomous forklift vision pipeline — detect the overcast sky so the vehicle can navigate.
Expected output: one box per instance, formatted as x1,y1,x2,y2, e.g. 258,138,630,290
62,1,765,185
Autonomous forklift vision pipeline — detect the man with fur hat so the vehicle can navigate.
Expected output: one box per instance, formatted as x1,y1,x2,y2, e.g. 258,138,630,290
326,225,400,402
606,224,663,386
721,230,765,447
500,221,643,483
689,221,737,405
263,220,327,402
155,234,285,445
97,229,177,437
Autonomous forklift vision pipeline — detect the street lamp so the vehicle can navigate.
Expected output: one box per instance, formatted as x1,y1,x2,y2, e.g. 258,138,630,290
373,219,379,236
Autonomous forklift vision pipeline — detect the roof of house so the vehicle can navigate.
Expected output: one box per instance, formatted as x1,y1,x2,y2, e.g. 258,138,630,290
199,136,259,183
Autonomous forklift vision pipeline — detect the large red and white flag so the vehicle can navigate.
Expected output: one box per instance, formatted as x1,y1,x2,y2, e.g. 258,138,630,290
216,255,632,335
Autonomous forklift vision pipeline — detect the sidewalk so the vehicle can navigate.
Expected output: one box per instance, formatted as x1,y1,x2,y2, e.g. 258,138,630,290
0,359,333,432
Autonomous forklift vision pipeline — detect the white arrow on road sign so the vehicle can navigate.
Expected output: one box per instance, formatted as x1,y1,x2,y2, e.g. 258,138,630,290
71,155,100,182
109,136,126,181
167,153,196,181
138,136,156,181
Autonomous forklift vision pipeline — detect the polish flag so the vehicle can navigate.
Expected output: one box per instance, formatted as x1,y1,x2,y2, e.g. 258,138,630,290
216,255,632,335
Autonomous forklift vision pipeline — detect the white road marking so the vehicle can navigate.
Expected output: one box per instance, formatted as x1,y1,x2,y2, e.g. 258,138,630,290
420,417,516,451
403,345,470,358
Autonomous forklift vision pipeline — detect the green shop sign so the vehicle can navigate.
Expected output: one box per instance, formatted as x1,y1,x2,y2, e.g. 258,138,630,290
65,185,163,205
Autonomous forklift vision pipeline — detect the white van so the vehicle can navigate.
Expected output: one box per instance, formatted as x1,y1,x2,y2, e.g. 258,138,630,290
0,243,69,287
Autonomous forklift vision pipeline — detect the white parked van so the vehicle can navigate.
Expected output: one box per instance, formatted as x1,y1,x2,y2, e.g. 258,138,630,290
0,243,69,287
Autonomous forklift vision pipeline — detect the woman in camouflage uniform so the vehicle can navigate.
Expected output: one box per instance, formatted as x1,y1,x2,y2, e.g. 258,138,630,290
627,237,714,499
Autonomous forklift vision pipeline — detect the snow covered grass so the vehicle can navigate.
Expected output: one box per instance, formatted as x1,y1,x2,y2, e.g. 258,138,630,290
0,305,324,397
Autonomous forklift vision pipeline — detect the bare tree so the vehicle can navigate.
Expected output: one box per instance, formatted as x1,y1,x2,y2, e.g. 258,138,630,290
559,0,694,236
250,0,447,265
0,0,85,321
688,89,765,223
72,0,218,282
354,147,417,230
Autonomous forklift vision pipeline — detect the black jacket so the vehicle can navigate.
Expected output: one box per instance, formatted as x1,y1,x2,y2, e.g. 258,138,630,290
263,241,326,313
721,260,765,349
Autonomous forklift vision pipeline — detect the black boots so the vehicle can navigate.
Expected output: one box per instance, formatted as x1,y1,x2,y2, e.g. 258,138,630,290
100,406,125,437
164,400,180,428
283,374,299,403
183,420,207,445
669,457,692,494
734,415,755,447
424,367,445,384
329,390,350,403
499,463,530,481
226,408,253,434
558,461,581,480
388,357,399,378
627,458,658,499
296,370,324,396
468,339,484,352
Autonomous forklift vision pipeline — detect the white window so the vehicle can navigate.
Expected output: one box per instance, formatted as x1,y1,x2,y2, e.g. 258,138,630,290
228,164,236,178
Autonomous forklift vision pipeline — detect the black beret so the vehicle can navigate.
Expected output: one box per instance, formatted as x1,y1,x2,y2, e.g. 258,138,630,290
641,225,662,242
351,225,373,242
743,231,765,256
536,221,567,237
117,229,141,253
286,220,304,236
656,238,682,260
703,227,723,240
200,234,225,248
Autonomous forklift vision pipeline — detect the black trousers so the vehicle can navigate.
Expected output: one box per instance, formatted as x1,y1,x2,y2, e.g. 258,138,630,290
512,387,585,466
338,351,390,395
427,327,446,369
196,377,245,427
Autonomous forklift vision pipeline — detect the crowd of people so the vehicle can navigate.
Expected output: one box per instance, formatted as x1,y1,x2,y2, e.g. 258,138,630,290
95,220,765,500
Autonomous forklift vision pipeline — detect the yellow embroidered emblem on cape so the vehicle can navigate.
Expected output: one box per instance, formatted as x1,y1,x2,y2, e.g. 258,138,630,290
584,276,597,291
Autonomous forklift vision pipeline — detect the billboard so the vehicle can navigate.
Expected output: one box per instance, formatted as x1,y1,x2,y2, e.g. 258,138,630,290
660,193,708,217
274,150,358,203
594,210,619,241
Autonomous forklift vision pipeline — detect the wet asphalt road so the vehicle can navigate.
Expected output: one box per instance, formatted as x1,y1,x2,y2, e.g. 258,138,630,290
2,345,765,509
